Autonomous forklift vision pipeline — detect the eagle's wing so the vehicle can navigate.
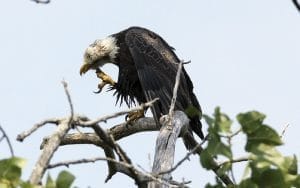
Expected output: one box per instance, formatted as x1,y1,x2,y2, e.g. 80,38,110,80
125,28,191,124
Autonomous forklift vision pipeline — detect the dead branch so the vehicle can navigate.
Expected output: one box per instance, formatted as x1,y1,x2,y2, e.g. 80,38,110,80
149,111,190,188
78,98,158,127
48,156,189,188
17,98,158,143
159,135,209,175
48,157,129,169
29,81,74,184
292,0,300,12
16,118,60,142
149,61,191,188
41,117,158,149
18,74,235,187
168,61,183,118
280,124,290,138
0,125,14,157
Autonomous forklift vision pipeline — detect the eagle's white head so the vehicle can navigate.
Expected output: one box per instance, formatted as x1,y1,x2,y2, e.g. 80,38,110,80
80,36,119,75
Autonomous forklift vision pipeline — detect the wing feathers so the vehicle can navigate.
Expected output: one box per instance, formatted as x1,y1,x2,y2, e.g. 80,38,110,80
124,27,203,140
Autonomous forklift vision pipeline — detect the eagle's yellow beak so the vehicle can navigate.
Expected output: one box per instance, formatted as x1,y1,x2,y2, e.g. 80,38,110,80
80,62,92,75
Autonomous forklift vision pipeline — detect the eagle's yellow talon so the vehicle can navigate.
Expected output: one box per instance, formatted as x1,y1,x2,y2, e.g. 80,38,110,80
94,69,116,93
126,109,145,123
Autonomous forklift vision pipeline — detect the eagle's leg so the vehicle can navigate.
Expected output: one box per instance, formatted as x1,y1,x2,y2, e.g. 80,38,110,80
95,68,116,93
126,109,145,123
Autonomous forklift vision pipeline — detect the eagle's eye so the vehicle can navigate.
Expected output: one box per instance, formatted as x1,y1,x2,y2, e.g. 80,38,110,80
85,54,91,61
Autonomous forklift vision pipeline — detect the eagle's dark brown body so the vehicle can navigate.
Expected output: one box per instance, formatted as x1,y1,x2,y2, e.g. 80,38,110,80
110,27,204,143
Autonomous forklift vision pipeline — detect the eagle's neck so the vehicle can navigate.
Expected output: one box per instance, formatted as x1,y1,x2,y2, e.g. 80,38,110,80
101,36,119,63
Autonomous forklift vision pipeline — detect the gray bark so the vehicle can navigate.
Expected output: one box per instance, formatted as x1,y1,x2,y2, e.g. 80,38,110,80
148,111,189,188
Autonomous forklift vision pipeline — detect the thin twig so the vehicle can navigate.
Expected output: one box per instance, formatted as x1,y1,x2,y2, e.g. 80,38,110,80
0,135,5,142
217,157,249,168
29,81,74,184
62,80,74,122
17,118,60,142
109,135,142,185
0,125,15,157
230,169,236,185
17,99,158,142
219,128,242,139
79,98,159,127
30,0,50,4
292,0,300,12
48,157,132,169
280,124,290,138
159,134,209,175
168,61,183,118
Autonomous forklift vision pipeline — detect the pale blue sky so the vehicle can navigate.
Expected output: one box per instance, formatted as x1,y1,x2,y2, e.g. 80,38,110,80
1,0,300,187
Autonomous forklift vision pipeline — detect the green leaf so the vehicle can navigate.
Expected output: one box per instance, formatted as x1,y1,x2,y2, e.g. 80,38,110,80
0,181,10,188
214,107,232,133
257,169,286,188
237,111,266,134
237,111,282,151
250,144,284,169
20,182,39,188
200,149,215,169
56,171,75,188
203,114,214,128
245,125,282,151
0,157,26,187
238,179,258,188
206,137,232,159
285,155,297,175
46,174,56,188
293,176,300,187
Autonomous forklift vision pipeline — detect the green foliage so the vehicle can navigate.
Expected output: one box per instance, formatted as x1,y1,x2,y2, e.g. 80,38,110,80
54,171,75,188
237,111,282,151
0,157,27,188
201,107,233,170
0,157,75,188
45,171,75,188
201,108,300,187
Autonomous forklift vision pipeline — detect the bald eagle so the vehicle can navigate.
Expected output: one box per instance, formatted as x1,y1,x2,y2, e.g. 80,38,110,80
80,26,204,148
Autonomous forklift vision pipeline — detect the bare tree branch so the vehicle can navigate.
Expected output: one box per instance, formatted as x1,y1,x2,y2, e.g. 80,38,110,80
159,135,209,176
0,125,14,157
292,0,300,12
148,60,185,188
150,111,190,188
17,98,158,143
16,118,60,142
29,81,74,184
78,98,158,127
62,80,74,121
41,117,158,149
19,76,234,187
48,156,189,188
168,61,183,118
48,157,132,169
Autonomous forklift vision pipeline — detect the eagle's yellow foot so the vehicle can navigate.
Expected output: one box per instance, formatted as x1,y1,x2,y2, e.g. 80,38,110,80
126,109,145,123
94,69,116,93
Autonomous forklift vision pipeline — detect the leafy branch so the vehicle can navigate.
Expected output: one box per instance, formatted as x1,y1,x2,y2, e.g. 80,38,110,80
201,107,300,187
